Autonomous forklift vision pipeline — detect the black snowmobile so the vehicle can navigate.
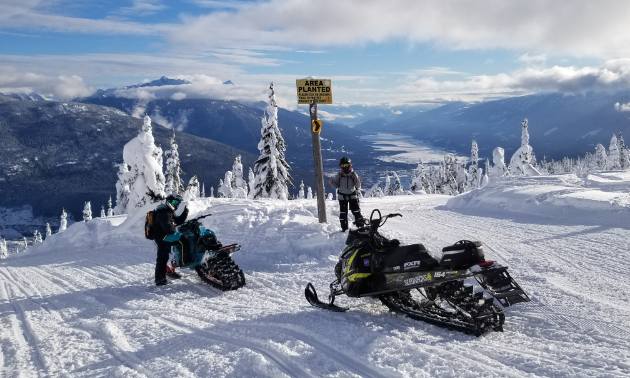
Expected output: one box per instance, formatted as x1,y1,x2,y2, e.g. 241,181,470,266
305,209,531,336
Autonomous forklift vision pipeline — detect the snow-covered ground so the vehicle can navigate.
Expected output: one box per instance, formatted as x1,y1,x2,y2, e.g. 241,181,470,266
1,174,630,377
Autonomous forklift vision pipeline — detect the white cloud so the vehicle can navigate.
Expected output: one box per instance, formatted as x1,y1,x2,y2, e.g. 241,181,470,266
171,0,630,57
171,92,187,100
614,102,630,112
0,68,94,99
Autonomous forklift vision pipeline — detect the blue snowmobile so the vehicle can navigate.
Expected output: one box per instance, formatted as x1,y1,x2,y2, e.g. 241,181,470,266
172,214,246,291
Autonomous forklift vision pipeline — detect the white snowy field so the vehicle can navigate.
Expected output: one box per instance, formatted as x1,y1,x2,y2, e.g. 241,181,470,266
1,173,630,378
360,133,468,164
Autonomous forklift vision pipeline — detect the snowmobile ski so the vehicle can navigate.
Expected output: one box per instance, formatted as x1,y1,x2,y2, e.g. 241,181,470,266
305,283,348,312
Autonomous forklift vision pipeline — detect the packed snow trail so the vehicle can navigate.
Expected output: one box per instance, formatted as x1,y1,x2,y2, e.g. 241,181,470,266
1,175,630,377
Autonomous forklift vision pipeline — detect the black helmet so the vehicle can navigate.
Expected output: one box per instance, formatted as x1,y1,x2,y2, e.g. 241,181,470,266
339,157,352,173
165,193,183,210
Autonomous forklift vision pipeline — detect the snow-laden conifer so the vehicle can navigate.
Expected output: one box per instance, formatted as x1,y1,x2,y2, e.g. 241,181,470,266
481,159,490,187
307,187,313,200
508,119,540,176
100,205,106,218
59,209,67,232
489,147,508,181
117,115,166,213
83,202,92,222
248,168,255,199
468,140,480,189
201,183,205,198
252,83,294,199
114,164,130,215
45,223,52,238
299,181,305,199
619,132,630,169
164,131,185,196
231,156,248,198
218,172,234,198
107,196,114,217
184,175,200,201
594,144,607,170
0,238,7,259
607,134,621,170
210,187,214,198
33,230,42,244
384,172,393,196
22,237,28,251
391,171,404,195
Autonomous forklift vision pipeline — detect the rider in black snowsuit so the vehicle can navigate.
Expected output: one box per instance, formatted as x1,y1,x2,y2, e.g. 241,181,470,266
153,193,189,286
328,157,365,232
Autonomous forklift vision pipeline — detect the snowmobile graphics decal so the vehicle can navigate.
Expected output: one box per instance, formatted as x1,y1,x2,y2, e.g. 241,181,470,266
403,261,422,269
434,270,459,278
404,273,432,286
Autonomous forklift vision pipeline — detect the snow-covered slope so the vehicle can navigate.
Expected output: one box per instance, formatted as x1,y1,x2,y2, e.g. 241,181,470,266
1,176,629,377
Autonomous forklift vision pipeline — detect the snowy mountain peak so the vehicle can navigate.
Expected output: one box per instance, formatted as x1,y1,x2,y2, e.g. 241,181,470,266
129,76,192,89
223,80,236,85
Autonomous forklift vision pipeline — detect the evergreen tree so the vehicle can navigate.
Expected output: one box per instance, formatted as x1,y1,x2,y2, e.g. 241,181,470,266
218,172,234,198
22,237,28,251
164,131,185,195
45,223,52,238
201,183,205,198
33,230,42,244
114,163,130,215
307,187,313,199
619,132,630,169
231,156,248,198
607,134,621,170
117,115,166,213
456,163,469,193
508,119,540,176
384,172,393,196
107,196,114,217
101,205,106,218
481,159,490,187
184,175,200,201
468,140,480,189
594,143,607,170
0,238,7,259
252,83,294,199
391,171,404,195
489,147,509,181
210,187,214,198
83,202,92,222
299,180,305,199
59,209,67,232
248,167,255,199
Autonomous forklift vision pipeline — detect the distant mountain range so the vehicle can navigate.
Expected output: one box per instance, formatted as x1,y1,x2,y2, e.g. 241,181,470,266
359,91,630,162
0,98,259,235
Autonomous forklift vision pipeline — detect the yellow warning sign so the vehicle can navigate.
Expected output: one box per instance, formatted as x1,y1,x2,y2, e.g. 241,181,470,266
312,119,322,133
296,79,332,104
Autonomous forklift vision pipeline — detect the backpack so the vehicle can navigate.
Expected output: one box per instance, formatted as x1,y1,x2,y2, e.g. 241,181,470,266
145,210,158,240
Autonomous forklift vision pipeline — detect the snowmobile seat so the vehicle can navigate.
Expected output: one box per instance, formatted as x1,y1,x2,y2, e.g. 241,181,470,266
375,244,440,272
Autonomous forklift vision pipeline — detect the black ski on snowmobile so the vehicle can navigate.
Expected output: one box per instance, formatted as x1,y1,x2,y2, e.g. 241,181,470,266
305,209,530,336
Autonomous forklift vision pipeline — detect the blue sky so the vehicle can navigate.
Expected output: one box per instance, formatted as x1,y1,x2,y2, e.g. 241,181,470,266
1,0,629,109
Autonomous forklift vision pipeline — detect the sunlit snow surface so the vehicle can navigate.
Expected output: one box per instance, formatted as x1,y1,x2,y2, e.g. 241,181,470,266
1,173,630,377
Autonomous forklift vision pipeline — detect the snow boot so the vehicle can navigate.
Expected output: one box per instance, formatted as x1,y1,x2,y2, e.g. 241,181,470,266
165,261,182,279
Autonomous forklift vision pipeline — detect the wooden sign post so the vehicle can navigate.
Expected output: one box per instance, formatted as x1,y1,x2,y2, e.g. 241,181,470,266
296,79,332,223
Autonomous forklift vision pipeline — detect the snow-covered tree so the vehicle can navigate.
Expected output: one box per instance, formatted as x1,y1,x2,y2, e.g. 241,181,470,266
59,209,67,232
116,114,166,213
508,119,540,176
100,205,106,218
201,183,205,198
594,143,607,170
252,83,294,199
0,238,7,259
365,182,385,198
456,163,469,193
383,172,393,196
607,134,621,170
390,171,404,195
164,131,185,196
481,159,490,187
114,163,130,215
218,172,234,198
83,202,92,222
489,147,509,181
32,230,42,244
210,187,214,198
45,223,52,238
307,187,313,200
248,168,255,199
22,237,28,251
299,181,305,199
107,196,114,217
231,156,248,197
184,175,200,201
468,140,481,189
618,132,630,170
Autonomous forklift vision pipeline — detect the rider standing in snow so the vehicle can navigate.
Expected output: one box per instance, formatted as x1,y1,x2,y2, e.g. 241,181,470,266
328,157,365,232
153,193,189,286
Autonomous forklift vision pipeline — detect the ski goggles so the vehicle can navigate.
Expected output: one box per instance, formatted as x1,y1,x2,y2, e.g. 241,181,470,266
170,199,180,206
340,163,351,168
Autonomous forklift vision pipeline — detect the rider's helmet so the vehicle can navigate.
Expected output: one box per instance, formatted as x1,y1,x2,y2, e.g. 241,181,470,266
165,193,183,211
339,157,352,174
